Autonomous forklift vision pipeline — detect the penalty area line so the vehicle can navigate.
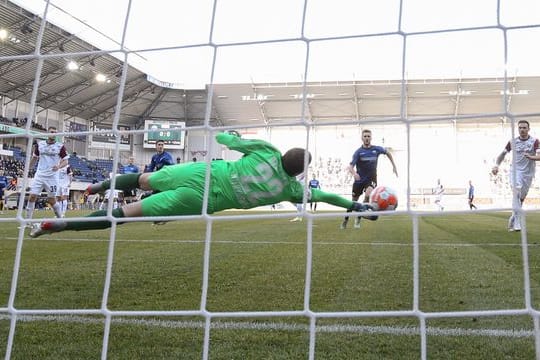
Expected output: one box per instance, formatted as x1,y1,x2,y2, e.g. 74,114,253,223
6,236,535,248
0,314,534,338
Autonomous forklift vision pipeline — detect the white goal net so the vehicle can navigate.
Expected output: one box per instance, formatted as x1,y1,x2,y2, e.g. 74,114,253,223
2,0,540,359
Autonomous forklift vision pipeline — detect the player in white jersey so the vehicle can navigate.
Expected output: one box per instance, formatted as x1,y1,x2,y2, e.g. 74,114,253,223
86,193,100,210
433,179,444,211
100,189,120,209
26,126,69,221
56,165,73,217
492,120,540,232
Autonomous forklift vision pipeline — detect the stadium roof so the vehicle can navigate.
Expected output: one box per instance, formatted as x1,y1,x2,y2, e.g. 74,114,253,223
0,0,539,131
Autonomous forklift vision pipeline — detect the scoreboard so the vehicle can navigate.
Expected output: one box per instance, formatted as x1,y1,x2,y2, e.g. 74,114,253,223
143,120,186,149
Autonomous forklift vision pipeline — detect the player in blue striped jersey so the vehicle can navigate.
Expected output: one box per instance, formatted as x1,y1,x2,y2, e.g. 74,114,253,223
342,129,398,229
308,175,321,211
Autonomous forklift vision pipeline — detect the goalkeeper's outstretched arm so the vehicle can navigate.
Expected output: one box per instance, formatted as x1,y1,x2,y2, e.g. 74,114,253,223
309,189,373,213
215,131,278,155
309,189,353,209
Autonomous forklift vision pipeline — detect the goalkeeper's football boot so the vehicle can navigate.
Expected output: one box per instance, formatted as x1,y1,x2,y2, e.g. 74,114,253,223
29,221,67,238
354,218,362,229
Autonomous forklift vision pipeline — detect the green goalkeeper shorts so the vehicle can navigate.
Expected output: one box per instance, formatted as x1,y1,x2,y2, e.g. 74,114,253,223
141,162,215,217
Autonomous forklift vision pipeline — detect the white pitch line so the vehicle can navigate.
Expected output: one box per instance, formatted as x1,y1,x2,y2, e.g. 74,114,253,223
0,314,534,338
3,237,537,248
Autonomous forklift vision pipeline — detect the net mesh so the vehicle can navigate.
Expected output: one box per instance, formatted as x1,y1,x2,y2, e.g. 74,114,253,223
2,0,540,359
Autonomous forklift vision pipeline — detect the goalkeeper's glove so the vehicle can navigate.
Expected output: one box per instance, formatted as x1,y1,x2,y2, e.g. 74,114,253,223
351,202,378,221
226,130,241,138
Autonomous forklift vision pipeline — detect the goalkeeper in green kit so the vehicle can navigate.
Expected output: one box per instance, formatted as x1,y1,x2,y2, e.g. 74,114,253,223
30,131,376,238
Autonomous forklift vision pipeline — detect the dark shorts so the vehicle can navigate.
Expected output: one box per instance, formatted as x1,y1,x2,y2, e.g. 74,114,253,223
352,179,376,200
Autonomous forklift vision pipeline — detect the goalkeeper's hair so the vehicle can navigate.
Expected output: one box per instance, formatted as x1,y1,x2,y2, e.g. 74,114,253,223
282,148,311,177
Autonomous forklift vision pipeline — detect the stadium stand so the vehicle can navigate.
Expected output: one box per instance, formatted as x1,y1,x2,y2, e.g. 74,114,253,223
69,156,123,182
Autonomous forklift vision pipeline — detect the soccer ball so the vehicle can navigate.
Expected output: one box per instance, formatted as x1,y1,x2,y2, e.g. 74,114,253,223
369,186,398,211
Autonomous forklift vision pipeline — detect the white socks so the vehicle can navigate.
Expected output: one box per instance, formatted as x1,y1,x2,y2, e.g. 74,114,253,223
25,201,36,219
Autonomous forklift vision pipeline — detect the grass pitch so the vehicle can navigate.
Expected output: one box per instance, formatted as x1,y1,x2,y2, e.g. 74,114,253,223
1,209,540,359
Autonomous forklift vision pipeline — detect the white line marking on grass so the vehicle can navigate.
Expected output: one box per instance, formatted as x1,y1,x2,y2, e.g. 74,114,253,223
0,314,534,338
5,237,539,248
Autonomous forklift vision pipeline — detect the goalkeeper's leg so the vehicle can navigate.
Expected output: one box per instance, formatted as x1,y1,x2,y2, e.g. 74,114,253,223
86,173,145,194
30,198,150,238
30,207,130,238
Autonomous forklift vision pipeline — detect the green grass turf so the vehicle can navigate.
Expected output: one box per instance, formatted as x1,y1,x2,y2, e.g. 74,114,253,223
1,209,539,359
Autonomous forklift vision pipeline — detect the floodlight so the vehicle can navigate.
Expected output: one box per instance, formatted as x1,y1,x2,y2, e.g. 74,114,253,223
66,60,79,71
95,73,107,82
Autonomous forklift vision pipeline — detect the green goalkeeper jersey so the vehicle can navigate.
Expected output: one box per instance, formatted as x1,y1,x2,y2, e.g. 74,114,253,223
143,133,354,217
212,133,304,211
212,133,355,211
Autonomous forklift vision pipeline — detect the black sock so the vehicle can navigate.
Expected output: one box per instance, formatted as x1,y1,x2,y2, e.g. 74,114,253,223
65,208,125,231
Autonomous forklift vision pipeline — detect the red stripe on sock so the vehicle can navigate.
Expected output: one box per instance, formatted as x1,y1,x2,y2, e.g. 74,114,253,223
42,222,53,230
